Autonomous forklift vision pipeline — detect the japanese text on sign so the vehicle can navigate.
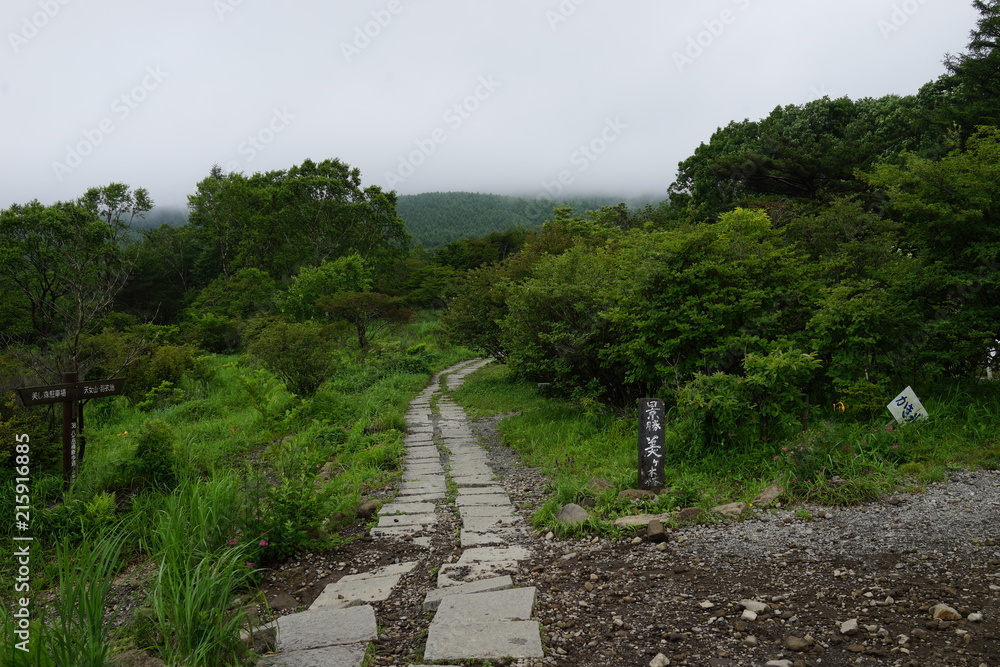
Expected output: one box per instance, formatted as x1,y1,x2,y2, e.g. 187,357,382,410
887,386,928,424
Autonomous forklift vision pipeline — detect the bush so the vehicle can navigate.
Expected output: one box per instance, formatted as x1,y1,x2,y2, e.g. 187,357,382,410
183,313,241,353
244,320,341,395
675,346,822,457
132,419,177,490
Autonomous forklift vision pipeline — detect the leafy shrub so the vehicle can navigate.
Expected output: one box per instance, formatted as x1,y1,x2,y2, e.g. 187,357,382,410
136,380,186,412
132,419,177,490
183,313,241,353
675,346,822,456
277,254,372,321
244,320,341,395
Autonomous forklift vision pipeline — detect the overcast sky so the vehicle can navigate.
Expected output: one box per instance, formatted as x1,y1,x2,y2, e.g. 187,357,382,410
0,0,981,210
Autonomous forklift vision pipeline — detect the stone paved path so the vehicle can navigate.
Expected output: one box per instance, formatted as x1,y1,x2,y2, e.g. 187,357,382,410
258,359,544,666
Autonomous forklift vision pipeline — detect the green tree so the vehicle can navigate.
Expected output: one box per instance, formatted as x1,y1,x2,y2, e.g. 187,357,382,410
317,292,413,353
942,0,1000,144
863,128,1000,377
0,184,152,375
186,159,409,279
278,254,372,321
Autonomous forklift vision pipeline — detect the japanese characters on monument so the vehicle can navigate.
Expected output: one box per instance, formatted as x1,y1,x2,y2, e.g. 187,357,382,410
638,398,665,491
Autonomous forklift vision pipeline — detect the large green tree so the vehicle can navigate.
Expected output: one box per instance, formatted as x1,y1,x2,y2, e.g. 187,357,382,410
187,159,409,279
942,0,1000,144
0,184,151,375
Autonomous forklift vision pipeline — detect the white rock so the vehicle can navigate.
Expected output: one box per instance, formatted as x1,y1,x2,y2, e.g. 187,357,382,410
739,599,769,614
968,612,984,622
699,600,715,609
840,618,859,636
766,661,793,667
741,609,758,622
649,653,670,667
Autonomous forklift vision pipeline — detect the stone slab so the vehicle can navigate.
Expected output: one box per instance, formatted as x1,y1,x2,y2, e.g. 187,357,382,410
379,502,437,515
405,461,444,470
449,465,494,478
461,515,520,532
422,575,514,611
270,605,376,652
404,451,440,461
460,530,518,548
310,577,400,610
424,621,543,661
340,562,418,582
455,494,511,507
393,492,445,502
438,560,520,587
377,513,438,527
398,482,446,494
458,505,518,518
460,545,531,563
433,587,536,624
261,642,369,666
451,475,499,486
456,486,506,496
401,477,444,487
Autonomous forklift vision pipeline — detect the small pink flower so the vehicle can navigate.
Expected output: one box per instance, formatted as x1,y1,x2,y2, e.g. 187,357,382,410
228,540,238,546
891,444,899,451
245,562,255,568
885,426,894,432
259,539,269,547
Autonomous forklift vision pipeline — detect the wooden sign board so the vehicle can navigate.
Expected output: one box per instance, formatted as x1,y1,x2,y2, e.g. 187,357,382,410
14,376,125,485
638,398,666,491
17,378,124,406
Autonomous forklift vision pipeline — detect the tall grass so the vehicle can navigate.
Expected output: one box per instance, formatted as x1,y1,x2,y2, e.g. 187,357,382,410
145,473,257,666
0,530,124,667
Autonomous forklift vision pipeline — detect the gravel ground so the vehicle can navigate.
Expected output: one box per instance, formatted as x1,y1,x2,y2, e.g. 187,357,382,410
256,409,1000,667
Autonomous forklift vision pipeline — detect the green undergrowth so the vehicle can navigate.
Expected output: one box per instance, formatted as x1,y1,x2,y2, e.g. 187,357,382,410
0,313,476,665
454,363,1000,536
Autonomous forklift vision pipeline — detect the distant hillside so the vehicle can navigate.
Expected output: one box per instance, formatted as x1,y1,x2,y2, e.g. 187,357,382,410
398,192,662,248
138,205,189,229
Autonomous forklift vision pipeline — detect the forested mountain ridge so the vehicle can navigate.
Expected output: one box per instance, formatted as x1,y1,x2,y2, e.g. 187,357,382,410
397,191,662,248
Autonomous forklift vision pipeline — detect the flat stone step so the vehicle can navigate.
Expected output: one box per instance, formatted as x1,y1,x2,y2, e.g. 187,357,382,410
392,491,445,502
260,643,369,666
377,513,437,527
379,501,436,515
458,505,517,517
266,605,376,653
455,494,511,507
424,621,543,661
432,587,536,624
422,575,514,611
310,560,418,609
461,515,521,532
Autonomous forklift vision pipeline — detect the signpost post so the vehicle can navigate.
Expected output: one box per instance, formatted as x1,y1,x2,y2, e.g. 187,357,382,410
638,397,666,491
16,375,124,486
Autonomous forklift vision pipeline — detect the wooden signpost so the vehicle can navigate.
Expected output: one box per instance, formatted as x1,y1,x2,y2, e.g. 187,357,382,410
638,397,665,491
16,373,125,486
